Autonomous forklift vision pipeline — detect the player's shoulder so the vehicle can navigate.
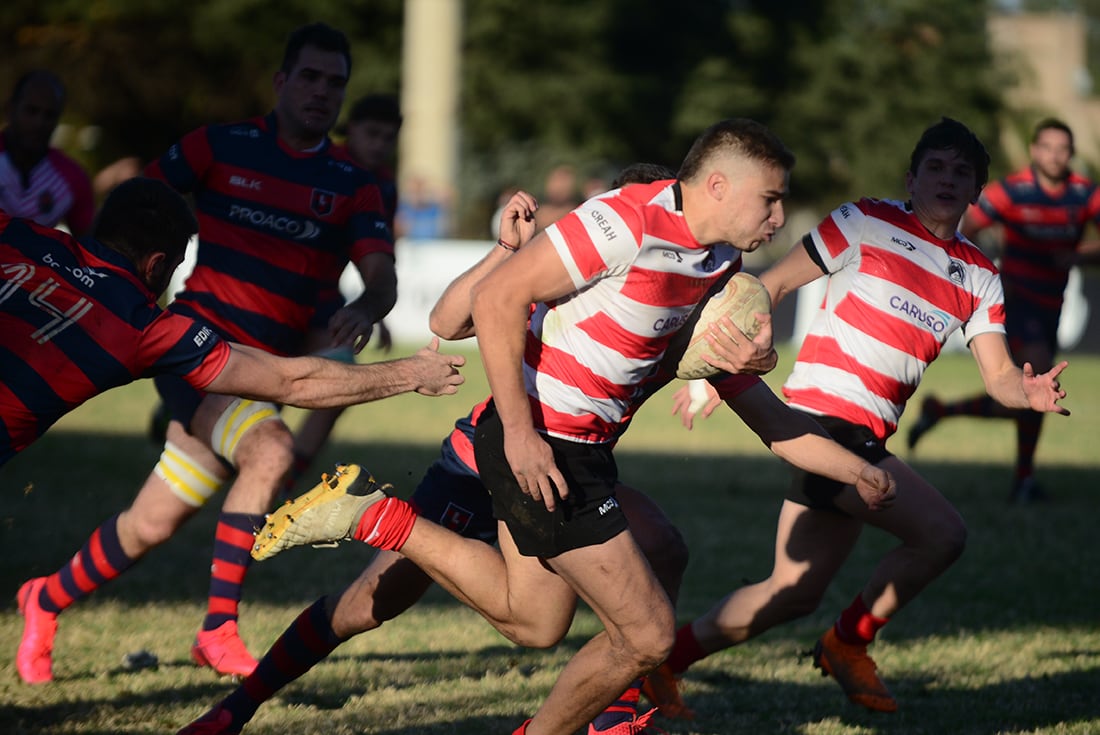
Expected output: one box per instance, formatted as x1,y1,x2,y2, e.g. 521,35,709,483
1067,170,1099,192
833,196,900,225
999,167,1035,191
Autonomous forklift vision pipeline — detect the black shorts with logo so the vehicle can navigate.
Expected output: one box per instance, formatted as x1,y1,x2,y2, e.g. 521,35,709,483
473,400,628,558
785,410,892,515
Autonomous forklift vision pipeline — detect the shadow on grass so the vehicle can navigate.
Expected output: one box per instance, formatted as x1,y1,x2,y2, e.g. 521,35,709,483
3,433,1099,734
2,434,1097,628
2,607,1099,733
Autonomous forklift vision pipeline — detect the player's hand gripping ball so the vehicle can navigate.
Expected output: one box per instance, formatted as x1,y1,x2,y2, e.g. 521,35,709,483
669,272,771,380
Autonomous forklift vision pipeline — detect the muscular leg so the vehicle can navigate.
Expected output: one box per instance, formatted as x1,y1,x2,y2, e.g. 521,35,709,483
397,518,578,647
691,499,862,652
836,457,967,619
671,457,964,676
525,528,675,735
189,395,296,674
18,418,230,683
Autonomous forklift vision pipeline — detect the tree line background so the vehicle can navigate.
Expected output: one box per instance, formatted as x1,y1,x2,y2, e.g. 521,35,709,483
4,0,1099,237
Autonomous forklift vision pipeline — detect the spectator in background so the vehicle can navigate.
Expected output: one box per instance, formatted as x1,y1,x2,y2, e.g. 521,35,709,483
907,118,1100,503
341,94,401,230
532,163,579,232
0,70,94,236
395,173,449,240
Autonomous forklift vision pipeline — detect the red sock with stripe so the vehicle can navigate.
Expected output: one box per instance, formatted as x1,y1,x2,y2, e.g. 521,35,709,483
202,512,264,631
39,514,135,613
351,497,416,551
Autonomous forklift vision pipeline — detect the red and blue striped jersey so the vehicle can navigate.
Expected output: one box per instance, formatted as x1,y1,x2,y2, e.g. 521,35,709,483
0,213,231,465
146,113,393,356
968,166,1100,310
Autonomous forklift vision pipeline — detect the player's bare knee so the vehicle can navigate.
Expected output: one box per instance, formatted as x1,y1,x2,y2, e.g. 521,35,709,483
118,506,183,550
926,517,967,568
620,620,675,672
613,601,675,669
208,397,287,471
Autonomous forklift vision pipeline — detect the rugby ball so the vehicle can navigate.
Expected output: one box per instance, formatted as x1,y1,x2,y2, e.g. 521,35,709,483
667,272,771,380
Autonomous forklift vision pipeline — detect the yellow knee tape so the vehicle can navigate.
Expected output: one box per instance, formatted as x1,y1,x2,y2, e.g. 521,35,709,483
210,398,281,467
155,441,224,507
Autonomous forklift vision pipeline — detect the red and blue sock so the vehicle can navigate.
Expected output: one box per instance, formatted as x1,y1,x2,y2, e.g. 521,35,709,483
202,512,264,631
40,514,135,613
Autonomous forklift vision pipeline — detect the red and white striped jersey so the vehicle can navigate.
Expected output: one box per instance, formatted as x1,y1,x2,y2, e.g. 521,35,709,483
783,197,1005,440
530,180,744,443
0,135,94,235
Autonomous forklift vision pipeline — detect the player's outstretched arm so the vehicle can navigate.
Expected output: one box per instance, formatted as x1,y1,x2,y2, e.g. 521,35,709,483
969,333,1070,415
205,339,465,409
727,382,896,511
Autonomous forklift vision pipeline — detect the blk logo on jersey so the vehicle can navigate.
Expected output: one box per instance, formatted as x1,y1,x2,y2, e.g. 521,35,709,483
311,188,336,217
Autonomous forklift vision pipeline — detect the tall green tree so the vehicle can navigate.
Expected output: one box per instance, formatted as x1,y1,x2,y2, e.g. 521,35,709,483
3,0,402,170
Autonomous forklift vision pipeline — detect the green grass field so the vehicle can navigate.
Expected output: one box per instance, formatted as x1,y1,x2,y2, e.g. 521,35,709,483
1,344,1098,734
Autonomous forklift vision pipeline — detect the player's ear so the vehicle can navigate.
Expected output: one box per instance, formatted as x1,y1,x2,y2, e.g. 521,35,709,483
140,251,169,294
706,169,728,202
272,70,287,94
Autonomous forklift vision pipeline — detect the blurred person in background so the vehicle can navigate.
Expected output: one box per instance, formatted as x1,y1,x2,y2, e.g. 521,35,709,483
532,163,579,232
395,173,450,240
0,70,94,236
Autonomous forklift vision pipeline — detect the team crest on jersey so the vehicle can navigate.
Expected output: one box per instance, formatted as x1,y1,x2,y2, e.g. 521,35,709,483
946,259,966,286
311,188,336,217
440,502,474,533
